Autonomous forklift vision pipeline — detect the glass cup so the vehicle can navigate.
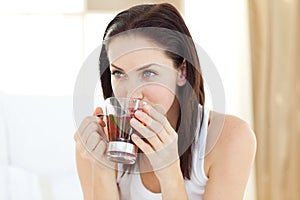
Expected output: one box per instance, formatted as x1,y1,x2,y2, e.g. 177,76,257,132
105,97,147,164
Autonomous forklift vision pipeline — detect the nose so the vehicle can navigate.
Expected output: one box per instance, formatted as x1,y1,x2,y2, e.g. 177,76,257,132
127,83,144,100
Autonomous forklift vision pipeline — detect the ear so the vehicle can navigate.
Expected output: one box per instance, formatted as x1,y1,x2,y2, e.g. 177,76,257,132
177,60,187,86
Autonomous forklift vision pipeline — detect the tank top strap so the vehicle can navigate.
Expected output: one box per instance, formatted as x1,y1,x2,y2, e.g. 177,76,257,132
191,104,209,182
196,105,210,160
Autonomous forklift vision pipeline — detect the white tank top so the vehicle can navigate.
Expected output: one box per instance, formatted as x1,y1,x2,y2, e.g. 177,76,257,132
117,105,209,200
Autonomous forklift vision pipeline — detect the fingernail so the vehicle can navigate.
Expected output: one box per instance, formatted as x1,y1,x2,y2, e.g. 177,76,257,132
130,118,138,125
135,110,143,117
144,104,151,112
131,134,139,139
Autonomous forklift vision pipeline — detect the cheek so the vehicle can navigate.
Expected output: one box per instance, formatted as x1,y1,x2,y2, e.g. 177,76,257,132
111,80,126,97
143,85,176,113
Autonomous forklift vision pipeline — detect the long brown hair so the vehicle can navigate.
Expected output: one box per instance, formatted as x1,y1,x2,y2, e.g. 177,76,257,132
99,3,205,179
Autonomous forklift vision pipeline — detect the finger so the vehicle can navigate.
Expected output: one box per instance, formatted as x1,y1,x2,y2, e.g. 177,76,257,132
130,118,163,150
93,140,107,158
152,104,167,115
78,116,100,137
134,110,166,140
86,131,101,151
143,105,174,135
143,104,167,125
155,128,172,144
93,107,104,115
93,107,106,127
81,122,101,143
134,110,152,125
75,132,88,154
75,134,90,159
131,134,154,154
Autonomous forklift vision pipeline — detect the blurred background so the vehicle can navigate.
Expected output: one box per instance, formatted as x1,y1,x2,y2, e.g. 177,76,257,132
0,0,299,199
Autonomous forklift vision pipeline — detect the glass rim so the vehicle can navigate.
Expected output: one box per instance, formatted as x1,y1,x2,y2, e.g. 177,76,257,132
104,97,148,105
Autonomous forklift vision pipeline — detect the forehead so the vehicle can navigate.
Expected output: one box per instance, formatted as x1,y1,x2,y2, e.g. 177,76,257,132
106,35,173,68
107,34,159,60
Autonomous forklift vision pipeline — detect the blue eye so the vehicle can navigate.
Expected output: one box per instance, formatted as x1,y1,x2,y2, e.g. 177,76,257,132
143,70,157,79
111,70,127,79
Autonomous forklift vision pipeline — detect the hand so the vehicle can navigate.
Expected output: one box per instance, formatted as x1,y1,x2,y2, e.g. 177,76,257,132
74,107,117,199
130,104,181,180
74,107,115,170
74,108,119,200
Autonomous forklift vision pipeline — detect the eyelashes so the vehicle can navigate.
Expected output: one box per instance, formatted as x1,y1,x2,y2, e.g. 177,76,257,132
142,70,157,79
111,70,126,79
111,69,158,80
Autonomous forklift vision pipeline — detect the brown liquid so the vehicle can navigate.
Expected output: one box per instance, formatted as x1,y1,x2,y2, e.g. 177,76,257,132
107,115,136,143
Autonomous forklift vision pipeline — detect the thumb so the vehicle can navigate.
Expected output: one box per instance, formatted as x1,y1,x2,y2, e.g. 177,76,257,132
93,107,104,115
93,107,106,127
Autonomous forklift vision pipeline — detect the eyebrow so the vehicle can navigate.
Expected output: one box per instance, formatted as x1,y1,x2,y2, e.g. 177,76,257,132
110,63,158,72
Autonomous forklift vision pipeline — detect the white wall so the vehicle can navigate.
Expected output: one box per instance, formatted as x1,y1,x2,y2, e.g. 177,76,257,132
0,1,89,199
184,0,256,199
0,0,256,199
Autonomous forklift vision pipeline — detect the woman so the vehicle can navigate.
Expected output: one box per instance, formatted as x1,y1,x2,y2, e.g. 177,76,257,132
74,3,256,200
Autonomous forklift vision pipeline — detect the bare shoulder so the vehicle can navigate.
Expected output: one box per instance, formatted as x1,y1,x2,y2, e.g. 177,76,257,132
205,112,257,176
207,111,256,152
220,114,256,151
202,112,257,198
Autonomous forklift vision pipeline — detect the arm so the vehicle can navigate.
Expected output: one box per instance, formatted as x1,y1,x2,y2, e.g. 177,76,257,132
203,116,257,200
75,138,119,200
156,160,188,200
